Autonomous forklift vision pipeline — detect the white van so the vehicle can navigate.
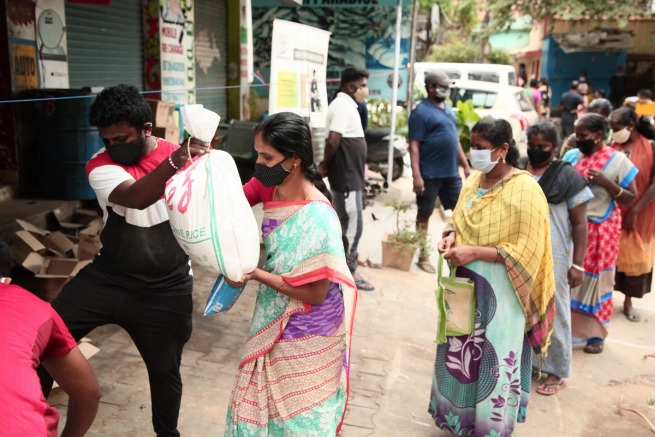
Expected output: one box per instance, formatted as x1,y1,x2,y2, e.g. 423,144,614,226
413,63,517,89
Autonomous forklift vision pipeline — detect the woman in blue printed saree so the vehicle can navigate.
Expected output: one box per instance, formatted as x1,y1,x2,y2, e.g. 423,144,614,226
433,117,555,437
562,113,638,354
224,112,357,437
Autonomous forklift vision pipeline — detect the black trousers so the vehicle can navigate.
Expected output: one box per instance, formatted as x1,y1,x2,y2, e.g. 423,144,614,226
39,263,193,437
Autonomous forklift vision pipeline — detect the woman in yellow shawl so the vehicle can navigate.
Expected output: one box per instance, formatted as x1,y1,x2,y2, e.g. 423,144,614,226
430,117,555,437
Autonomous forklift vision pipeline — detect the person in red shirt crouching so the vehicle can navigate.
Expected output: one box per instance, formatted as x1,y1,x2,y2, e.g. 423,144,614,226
0,241,100,437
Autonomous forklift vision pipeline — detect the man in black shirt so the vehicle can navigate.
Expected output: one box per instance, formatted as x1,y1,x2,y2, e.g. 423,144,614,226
559,80,585,138
39,85,208,437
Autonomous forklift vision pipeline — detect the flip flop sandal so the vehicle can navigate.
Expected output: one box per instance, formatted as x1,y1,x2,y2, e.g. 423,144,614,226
623,309,641,322
416,259,436,274
536,380,565,396
355,279,375,292
584,343,604,354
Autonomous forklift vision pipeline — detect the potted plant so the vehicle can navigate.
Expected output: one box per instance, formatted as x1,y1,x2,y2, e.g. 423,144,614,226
381,200,431,271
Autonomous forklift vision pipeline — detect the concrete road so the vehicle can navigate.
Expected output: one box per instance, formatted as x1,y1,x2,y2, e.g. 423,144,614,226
56,175,655,436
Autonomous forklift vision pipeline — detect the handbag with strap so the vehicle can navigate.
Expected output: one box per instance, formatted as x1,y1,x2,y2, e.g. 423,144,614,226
435,253,476,344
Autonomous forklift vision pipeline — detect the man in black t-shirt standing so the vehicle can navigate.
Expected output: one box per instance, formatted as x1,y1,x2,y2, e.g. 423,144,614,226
39,85,208,437
559,80,585,138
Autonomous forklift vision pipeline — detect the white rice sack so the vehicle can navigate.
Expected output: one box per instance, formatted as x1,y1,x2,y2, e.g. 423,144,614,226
165,150,260,280
181,104,221,143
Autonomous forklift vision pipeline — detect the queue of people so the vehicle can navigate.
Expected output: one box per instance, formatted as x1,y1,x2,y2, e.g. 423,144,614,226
427,67,655,436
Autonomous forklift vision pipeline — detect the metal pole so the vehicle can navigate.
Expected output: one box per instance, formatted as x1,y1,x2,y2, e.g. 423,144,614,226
387,0,402,186
406,0,419,118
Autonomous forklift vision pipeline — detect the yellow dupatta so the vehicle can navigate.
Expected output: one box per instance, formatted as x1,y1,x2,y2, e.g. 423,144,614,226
448,171,555,355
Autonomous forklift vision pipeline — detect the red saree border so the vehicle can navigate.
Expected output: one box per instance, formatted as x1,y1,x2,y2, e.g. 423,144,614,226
283,266,357,290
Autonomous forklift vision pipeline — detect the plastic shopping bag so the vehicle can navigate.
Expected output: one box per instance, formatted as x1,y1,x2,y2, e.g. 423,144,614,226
204,274,245,315
180,104,221,143
165,149,260,282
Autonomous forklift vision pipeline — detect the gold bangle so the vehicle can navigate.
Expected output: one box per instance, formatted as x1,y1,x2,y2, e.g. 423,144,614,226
613,188,624,199
276,278,285,293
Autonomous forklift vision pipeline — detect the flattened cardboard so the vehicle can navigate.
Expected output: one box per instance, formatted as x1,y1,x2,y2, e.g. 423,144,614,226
15,219,50,237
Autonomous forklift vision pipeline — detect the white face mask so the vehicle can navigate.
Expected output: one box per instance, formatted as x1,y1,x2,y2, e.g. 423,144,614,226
470,148,500,173
611,127,631,144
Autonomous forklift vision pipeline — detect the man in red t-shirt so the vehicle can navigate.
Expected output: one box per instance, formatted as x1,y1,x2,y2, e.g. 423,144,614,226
38,85,208,437
0,242,100,437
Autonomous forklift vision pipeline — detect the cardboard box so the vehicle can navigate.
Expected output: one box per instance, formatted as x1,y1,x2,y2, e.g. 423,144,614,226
152,125,180,143
78,222,103,261
146,99,176,127
53,205,101,232
32,257,92,302
10,213,100,302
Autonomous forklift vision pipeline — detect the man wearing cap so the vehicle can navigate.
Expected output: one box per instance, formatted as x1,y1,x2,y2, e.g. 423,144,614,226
408,71,471,274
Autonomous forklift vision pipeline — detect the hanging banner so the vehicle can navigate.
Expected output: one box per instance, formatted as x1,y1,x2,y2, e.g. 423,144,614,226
159,0,196,105
269,19,331,117
240,0,254,120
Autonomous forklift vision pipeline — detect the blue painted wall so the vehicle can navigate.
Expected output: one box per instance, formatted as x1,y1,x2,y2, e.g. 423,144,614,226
541,36,627,107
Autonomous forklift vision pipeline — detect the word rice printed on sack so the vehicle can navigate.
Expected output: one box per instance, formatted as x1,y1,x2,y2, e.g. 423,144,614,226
165,105,260,282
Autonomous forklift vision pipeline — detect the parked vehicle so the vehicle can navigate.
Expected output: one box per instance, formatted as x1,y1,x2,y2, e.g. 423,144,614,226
413,63,517,89
365,128,408,182
221,120,408,183
448,80,538,155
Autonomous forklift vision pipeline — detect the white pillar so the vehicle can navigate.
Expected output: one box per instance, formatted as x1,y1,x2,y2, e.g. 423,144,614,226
387,0,403,186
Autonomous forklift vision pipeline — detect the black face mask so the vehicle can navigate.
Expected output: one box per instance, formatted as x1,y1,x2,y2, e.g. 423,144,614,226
253,159,292,187
527,148,553,165
105,135,146,165
576,139,597,156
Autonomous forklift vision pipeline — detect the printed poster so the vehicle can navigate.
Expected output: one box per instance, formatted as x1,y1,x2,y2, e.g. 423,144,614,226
269,19,331,117
159,0,196,105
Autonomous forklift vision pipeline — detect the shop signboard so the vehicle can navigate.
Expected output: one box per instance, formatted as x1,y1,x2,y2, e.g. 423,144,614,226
159,0,196,105
10,40,39,92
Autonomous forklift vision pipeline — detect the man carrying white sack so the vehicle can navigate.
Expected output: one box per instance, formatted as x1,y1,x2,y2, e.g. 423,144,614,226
38,84,208,437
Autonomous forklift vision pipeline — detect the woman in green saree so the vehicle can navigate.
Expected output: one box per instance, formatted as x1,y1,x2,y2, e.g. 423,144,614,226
224,112,357,437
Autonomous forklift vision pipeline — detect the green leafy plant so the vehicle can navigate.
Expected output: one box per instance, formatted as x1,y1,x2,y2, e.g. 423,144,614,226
384,200,432,256
454,100,481,154
367,99,408,136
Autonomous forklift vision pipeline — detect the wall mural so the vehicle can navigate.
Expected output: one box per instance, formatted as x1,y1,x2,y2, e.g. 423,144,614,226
251,6,410,100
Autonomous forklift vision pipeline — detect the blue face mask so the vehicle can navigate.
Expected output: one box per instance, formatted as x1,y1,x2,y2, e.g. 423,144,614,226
469,147,500,173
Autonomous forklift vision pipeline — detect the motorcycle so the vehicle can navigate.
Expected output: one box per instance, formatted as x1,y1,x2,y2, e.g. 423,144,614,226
365,128,408,182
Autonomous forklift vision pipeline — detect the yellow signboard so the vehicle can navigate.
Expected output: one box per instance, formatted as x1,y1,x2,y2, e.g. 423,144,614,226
12,43,38,92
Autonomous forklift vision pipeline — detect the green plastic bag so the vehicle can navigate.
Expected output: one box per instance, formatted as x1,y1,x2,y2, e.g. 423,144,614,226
435,253,476,344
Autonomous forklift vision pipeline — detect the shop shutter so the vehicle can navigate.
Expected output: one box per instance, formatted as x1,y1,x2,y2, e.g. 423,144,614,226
66,0,144,89
194,0,228,118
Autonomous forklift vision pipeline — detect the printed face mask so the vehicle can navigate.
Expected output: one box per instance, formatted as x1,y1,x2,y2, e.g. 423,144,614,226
354,86,369,102
104,135,146,166
527,148,553,165
470,148,500,173
253,159,292,187
611,127,631,144
576,139,597,155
